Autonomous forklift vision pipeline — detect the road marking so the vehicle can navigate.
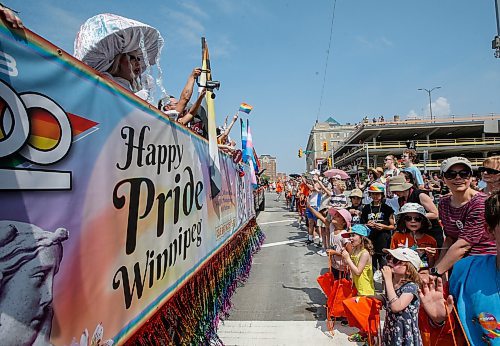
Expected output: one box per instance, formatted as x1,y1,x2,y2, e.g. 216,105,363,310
218,320,357,345
259,219,296,225
261,239,302,248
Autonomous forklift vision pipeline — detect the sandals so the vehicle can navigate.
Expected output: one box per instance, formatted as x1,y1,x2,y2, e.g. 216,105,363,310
348,332,367,342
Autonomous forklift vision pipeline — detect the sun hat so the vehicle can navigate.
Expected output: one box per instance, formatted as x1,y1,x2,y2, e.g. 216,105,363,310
395,202,432,230
383,247,422,270
328,208,352,229
388,175,413,192
368,182,385,193
341,224,371,238
74,13,164,73
349,188,363,198
440,156,473,173
318,196,332,212
367,167,381,177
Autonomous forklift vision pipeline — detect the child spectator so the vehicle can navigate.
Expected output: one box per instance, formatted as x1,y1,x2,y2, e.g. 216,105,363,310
330,180,348,209
341,224,375,296
341,224,375,342
347,188,363,225
309,197,332,256
381,248,423,346
391,203,437,268
360,183,395,271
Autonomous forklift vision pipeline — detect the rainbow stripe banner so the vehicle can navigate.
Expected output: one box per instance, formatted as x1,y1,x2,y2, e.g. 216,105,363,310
0,23,260,345
239,102,253,114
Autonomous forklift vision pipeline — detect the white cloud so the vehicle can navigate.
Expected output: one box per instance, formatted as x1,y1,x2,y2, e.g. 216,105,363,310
406,110,419,118
429,97,451,117
180,2,210,19
407,97,451,119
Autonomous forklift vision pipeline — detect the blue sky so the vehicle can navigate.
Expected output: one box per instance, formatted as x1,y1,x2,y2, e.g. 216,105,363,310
11,0,500,174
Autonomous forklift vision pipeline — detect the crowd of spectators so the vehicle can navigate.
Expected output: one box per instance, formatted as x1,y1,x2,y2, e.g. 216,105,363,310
276,153,499,345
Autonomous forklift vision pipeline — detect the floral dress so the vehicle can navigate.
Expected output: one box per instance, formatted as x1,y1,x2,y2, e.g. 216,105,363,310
382,282,422,346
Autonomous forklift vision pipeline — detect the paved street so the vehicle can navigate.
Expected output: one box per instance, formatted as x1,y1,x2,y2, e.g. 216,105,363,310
217,192,363,345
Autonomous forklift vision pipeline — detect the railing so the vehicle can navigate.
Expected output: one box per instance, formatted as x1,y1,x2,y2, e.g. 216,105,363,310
358,113,500,127
342,113,500,149
366,137,500,150
334,137,500,165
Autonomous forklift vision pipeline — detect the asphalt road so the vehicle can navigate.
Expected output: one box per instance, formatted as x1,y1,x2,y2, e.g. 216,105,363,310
217,192,363,345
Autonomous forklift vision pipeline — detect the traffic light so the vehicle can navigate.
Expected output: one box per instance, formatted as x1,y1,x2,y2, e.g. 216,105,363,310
322,141,327,152
327,157,332,167
298,149,303,158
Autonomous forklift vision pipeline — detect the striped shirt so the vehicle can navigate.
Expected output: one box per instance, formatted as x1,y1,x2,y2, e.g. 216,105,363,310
438,192,496,255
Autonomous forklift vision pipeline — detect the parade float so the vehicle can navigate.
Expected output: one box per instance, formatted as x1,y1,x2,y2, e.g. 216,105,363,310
0,14,263,345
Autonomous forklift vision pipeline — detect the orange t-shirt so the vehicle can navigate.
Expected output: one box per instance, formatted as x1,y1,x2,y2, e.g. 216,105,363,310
390,232,438,267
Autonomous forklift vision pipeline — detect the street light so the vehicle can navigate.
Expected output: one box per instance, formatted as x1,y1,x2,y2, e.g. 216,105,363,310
418,86,441,121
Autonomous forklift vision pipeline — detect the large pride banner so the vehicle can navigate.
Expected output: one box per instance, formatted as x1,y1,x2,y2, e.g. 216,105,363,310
0,22,262,345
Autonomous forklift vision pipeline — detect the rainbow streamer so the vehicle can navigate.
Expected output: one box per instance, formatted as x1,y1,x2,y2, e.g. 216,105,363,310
239,103,253,114
126,220,265,345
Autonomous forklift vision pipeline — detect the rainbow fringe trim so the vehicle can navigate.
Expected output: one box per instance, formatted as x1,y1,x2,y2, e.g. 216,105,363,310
125,219,265,345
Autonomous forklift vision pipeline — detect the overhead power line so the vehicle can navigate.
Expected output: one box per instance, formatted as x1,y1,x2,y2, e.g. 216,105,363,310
316,0,338,122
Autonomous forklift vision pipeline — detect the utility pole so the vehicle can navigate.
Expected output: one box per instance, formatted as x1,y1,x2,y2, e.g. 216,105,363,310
418,87,441,121
494,0,500,58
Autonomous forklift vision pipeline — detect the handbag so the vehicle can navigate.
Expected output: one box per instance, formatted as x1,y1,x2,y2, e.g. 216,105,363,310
326,261,357,318
342,296,382,344
317,256,336,298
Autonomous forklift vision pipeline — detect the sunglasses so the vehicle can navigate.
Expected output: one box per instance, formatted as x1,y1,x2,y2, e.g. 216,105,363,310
478,166,500,175
404,215,423,222
384,158,392,161
385,255,402,265
443,170,471,180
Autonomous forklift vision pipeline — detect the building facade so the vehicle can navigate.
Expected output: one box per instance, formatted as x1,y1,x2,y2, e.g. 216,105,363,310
304,117,356,172
330,114,500,175
259,154,277,182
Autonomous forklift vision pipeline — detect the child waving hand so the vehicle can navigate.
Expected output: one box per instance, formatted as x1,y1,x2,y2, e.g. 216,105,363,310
381,247,423,346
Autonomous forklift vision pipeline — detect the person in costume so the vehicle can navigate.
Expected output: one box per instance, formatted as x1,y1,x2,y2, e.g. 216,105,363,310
74,13,165,102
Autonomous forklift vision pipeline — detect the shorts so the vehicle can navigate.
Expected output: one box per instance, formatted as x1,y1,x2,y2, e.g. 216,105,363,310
305,207,318,222
317,218,326,227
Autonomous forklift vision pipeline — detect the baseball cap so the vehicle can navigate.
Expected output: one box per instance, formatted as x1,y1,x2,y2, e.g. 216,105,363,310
349,188,363,198
440,157,473,173
309,169,321,175
341,224,371,238
383,247,422,270
328,208,352,229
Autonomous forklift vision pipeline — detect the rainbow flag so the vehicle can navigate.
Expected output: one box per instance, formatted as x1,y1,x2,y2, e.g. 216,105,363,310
239,103,253,114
